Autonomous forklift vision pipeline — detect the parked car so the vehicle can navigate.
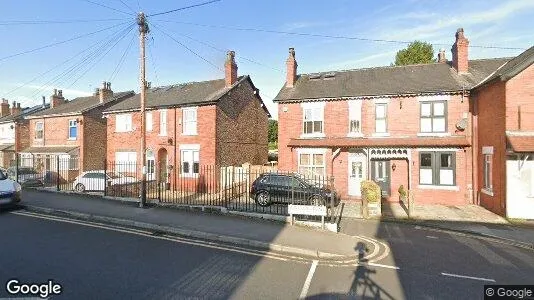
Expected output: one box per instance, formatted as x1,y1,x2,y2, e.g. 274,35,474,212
0,168,22,207
250,173,340,207
73,171,137,192
7,167,44,188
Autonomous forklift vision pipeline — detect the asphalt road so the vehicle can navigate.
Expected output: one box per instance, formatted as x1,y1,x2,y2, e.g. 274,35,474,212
1,208,533,299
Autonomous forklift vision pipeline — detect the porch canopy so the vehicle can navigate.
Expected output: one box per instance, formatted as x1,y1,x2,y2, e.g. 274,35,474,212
20,146,80,155
507,135,534,153
287,136,471,148
0,144,15,152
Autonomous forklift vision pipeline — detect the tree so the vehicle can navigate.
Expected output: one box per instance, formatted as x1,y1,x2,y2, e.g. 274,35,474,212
268,119,278,143
394,41,435,66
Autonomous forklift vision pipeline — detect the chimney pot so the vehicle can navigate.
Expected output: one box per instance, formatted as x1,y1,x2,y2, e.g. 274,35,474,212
438,48,447,63
286,47,298,88
42,96,46,107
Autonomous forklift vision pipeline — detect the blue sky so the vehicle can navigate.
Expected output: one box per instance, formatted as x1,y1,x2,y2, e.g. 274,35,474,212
0,0,533,119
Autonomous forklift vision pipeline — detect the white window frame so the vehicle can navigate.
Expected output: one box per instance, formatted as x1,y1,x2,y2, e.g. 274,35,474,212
482,146,494,196
180,144,200,177
146,112,153,132
159,109,167,136
115,151,137,173
301,102,325,138
35,121,44,140
182,107,198,135
347,100,363,137
297,148,327,178
115,114,133,132
374,103,388,135
68,119,77,140
59,154,79,170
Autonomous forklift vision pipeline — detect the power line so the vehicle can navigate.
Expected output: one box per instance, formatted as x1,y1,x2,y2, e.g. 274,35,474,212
152,24,284,73
0,21,131,63
69,25,135,88
154,20,528,50
0,18,128,26
81,0,133,16
118,0,137,14
110,33,136,82
27,23,134,99
148,0,221,17
151,23,223,72
147,37,161,85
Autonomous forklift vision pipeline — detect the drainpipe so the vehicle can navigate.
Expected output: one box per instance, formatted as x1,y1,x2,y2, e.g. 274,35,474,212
331,148,341,177
472,92,479,205
174,108,177,189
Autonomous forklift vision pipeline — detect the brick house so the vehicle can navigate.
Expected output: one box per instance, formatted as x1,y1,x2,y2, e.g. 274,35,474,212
473,46,534,219
102,51,270,189
274,28,516,206
22,84,134,177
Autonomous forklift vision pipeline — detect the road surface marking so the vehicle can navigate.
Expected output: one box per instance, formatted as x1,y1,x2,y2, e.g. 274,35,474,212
299,260,318,299
441,272,496,282
367,262,400,270
426,235,438,239
353,235,381,261
10,211,308,263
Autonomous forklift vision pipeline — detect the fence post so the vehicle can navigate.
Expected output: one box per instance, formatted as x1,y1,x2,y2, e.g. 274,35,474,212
103,159,107,196
56,156,60,191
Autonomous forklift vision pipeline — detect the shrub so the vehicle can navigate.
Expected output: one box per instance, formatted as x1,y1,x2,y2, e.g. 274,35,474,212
360,180,381,203
398,185,407,198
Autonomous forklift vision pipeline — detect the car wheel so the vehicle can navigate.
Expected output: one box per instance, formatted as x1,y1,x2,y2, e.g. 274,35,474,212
310,195,323,206
75,183,85,192
255,191,270,207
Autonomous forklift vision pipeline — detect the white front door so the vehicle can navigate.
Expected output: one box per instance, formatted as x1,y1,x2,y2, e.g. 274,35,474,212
146,150,155,181
348,153,366,196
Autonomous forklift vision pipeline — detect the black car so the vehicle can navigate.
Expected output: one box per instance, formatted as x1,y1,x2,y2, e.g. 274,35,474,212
7,167,44,188
250,173,340,207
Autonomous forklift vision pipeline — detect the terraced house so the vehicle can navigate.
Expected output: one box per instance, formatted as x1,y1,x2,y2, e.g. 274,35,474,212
102,51,270,189
275,28,533,214
21,84,134,177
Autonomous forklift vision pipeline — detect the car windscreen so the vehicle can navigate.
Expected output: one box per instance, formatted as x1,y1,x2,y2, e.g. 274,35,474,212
19,168,38,175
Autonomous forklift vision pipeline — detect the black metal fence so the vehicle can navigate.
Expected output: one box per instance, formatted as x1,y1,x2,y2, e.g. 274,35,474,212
13,155,339,218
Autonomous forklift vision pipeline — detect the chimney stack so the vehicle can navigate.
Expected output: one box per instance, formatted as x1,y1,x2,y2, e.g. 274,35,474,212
99,81,113,103
286,48,298,88
42,96,46,108
225,51,238,88
451,28,469,73
0,99,10,117
50,89,66,108
10,101,21,116
438,48,447,63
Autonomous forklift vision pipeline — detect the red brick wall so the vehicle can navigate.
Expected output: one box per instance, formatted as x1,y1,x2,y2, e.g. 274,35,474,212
277,95,473,203
506,64,534,131
389,159,408,202
475,80,506,215
15,120,30,152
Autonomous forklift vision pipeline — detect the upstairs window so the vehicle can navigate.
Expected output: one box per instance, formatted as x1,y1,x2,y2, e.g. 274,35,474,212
375,103,387,133
159,109,167,136
302,103,324,135
348,100,362,135
146,112,153,132
68,119,77,139
115,114,132,132
420,101,447,133
35,121,43,139
182,107,197,135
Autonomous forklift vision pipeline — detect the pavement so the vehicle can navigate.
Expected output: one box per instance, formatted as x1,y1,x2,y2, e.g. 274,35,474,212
14,189,372,260
336,201,534,248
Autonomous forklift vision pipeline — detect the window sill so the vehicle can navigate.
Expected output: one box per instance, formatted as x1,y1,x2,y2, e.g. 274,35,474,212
481,188,494,197
159,134,168,137
347,133,364,138
417,132,451,137
182,133,198,136
418,185,459,191
300,133,326,139
180,174,199,178
67,138,77,141
372,133,390,137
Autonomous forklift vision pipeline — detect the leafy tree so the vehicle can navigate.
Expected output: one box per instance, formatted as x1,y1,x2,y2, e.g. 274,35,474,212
394,41,435,66
268,119,278,143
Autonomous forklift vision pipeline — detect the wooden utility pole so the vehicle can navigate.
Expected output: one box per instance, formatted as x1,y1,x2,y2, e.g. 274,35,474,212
137,12,149,208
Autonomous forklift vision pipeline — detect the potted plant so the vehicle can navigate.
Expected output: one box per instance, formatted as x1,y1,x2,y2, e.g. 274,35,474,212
360,180,382,218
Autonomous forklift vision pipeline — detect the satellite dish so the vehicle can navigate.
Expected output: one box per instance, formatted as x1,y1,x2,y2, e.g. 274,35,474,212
456,118,468,131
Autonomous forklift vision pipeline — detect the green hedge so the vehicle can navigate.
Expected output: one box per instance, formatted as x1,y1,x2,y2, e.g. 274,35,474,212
360,180,381,203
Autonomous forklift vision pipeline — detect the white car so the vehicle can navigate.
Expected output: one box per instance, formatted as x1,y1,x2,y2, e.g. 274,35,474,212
0,168,22,207
73,171,137,192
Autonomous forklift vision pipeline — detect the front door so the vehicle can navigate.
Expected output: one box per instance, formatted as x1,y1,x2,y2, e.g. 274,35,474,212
348,154,366,197
371,160,390,197
146,150,155,181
